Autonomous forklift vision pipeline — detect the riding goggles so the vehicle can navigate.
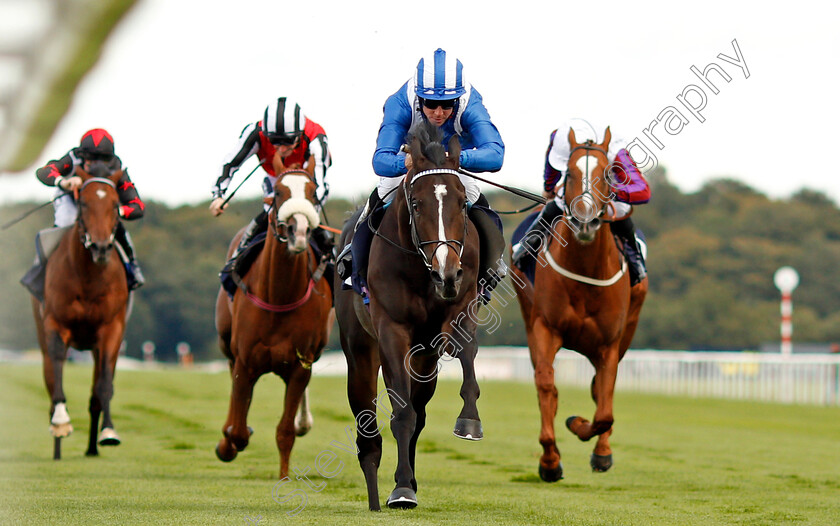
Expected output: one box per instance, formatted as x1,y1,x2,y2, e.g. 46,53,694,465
420,98,456,110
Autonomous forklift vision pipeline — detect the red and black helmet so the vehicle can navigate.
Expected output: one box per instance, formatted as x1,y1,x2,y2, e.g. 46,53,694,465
79,129,115,159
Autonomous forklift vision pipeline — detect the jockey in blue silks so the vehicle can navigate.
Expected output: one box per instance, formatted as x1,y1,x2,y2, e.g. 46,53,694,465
339,48,506,302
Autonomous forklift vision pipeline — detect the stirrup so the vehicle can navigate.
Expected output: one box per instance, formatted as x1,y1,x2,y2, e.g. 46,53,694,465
336,243,353,280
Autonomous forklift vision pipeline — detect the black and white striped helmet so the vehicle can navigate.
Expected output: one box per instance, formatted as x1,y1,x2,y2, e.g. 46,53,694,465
263,97,304,144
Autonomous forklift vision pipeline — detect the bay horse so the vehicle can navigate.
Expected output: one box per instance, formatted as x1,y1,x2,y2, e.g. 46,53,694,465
214,157,333,480
512,127,648,480
31,163,130,459
335,121,484,510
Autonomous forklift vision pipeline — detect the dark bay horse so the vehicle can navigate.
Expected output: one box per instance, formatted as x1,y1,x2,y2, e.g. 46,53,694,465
214,158,333,479
31,163,130,459
513,127,648,480
335,121,484,510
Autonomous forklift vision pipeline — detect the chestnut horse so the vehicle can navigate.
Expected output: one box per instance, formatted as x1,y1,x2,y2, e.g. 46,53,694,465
335,121,484,510
214,159,333,479
513,127,647,481
31,163,131,459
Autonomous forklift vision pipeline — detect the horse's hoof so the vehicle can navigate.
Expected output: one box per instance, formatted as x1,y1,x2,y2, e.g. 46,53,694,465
538,462,564,482
386,487,417,509
565,415,581,431
453,418,483,441
98,427,121,446
49,423,73,438
590,453,613,472
215,440,238,462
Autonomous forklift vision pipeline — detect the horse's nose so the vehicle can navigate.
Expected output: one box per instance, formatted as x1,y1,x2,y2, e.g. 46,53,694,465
430,269,444,286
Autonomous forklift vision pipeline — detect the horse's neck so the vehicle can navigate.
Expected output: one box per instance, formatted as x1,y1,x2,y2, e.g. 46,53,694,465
554,222,619,275
254,235,311,300
383,191,414,249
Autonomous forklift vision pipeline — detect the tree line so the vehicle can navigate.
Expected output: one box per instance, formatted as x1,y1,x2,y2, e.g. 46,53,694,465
1,169,838,361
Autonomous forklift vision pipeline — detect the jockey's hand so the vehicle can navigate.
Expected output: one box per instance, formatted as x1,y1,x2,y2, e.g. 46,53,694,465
542,189,556,200
59,176,82,192
404,153,413,173
209,197,227,217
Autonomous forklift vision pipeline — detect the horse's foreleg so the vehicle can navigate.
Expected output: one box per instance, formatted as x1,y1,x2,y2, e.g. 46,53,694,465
378,327,419,509
216,359,257,462
43,329,73,449
566,346,618,471
407,356,439,483
530,317,563,482
90,323,124,453
454,337,482,440
276,366,311,480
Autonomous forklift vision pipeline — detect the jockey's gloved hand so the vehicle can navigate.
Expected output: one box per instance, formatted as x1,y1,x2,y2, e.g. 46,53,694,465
58,176,82,192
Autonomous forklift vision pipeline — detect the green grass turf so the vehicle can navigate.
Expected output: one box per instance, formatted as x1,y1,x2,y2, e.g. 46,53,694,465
1,361,838,525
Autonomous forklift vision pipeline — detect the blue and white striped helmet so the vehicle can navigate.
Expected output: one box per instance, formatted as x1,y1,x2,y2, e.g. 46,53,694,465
414,48,466,101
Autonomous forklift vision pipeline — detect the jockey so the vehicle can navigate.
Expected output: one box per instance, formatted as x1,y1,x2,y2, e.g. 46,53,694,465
33,128,146,289
344,48,506,301
511,119,650,286
210,97,333,263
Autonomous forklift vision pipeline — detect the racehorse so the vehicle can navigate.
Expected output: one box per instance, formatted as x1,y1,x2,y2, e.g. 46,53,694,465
31,163,131,459
335,121,484,510
214,157,333,479
512,127,648,481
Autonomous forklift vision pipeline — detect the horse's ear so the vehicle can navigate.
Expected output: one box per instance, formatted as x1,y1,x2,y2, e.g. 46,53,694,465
601,126,612,150
271,150,286,175
568,127,578,148
448,135,461,168
74,165,90,180
408,135,423,171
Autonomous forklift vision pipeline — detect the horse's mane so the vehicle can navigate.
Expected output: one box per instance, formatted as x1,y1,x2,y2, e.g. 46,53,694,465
409,120,447,167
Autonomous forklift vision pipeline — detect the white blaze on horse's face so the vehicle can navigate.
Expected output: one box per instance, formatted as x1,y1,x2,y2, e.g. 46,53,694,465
573,155,600,222
96,189,107,200
434,184,449,271
277,174,319,252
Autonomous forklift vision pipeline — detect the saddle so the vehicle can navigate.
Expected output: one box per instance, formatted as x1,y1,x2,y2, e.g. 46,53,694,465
219,231,334,301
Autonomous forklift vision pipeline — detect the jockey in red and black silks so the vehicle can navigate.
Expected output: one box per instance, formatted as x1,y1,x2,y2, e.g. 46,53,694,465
32,128,146,290
209,97,333,269
512,119,651,286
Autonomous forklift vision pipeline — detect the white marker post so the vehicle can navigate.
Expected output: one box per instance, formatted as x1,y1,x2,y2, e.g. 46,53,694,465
773,267,799,358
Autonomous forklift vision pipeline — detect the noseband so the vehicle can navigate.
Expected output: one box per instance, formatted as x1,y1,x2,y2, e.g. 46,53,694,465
77,177,118,250
563,141,611,223
404,168,467,271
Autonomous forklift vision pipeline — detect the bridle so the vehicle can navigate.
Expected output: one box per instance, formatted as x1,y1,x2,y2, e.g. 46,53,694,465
403,168,467,271
76,177,118,250
562,141,612,224
269,169,316,243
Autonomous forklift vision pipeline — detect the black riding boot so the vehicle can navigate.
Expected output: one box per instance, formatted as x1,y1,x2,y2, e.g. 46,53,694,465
231,210,269,261
115,222,144,290
311,226,335,260
610,216,647,286
345,189,383,292
469,193,506,303
511,200,563,267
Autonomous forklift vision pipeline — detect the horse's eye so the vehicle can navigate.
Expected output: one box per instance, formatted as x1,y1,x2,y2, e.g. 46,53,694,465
411,200,420,212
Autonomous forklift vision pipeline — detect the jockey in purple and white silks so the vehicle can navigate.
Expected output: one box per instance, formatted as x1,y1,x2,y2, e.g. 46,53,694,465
511,119,650,286
342,48,506,302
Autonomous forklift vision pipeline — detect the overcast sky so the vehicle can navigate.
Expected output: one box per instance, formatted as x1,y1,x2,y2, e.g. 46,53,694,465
1,0,838,210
